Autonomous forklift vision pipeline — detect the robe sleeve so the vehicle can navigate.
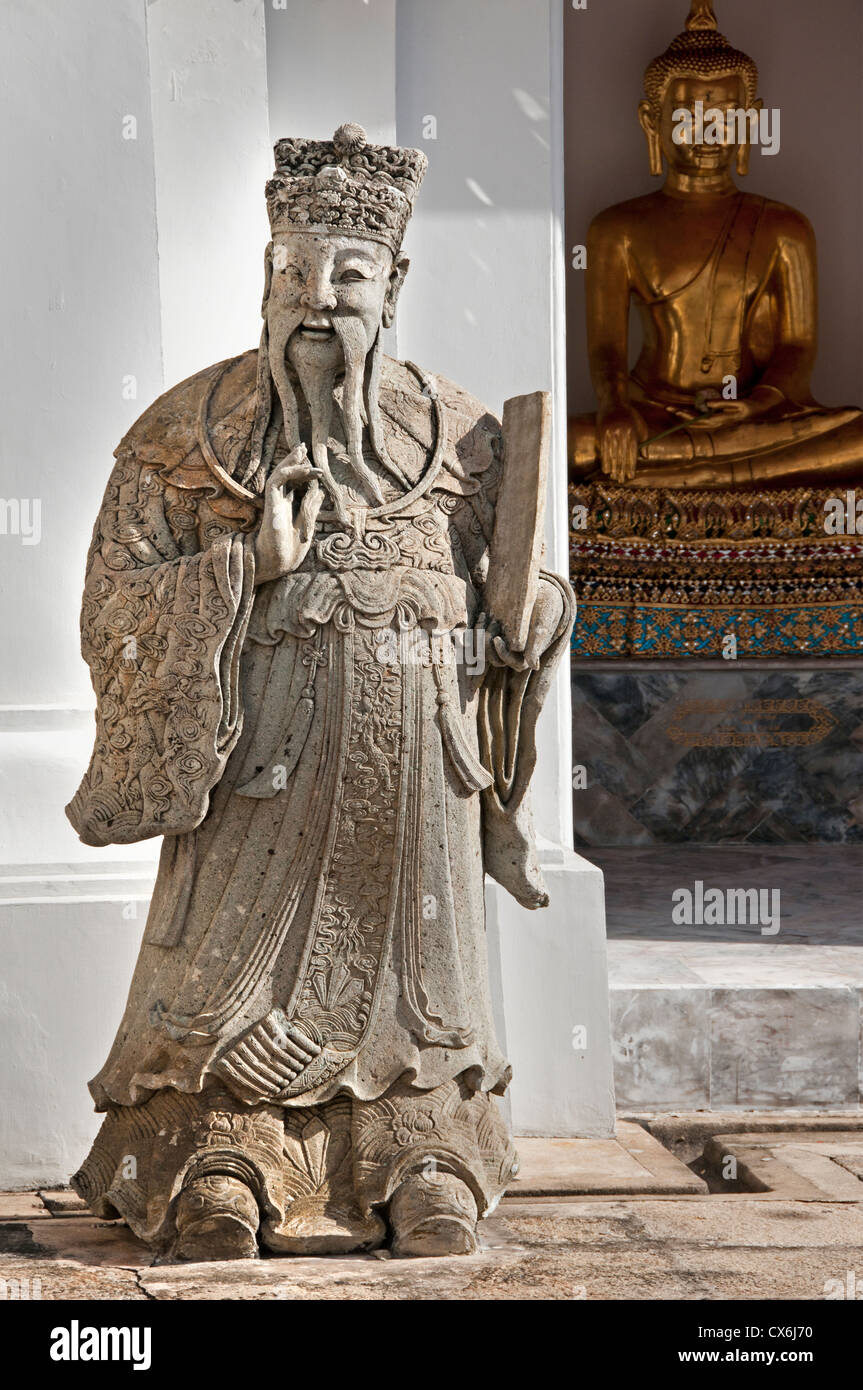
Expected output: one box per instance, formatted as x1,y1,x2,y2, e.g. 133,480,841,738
442,409,576,909
478,571,575,908
66,446,256,847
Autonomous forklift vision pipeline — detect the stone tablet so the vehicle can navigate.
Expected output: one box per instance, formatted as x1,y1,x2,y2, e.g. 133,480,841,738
486,390,551,652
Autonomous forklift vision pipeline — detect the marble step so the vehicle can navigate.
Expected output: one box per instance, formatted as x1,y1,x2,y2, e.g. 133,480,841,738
608,940,863,1111
701,1130,863,1200
506,1122,706,1196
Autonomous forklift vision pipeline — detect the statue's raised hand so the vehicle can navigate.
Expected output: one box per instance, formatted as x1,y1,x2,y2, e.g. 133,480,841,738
253,445,324,584
597,403,647,483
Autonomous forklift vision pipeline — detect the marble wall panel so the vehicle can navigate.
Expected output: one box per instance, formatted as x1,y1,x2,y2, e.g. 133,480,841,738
610,989,711,1111
572,667,863,846
708,988,860,1109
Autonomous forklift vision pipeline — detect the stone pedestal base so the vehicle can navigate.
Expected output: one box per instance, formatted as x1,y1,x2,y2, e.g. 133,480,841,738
569,483,863,660
609,936,863,1112
485,845,616,1138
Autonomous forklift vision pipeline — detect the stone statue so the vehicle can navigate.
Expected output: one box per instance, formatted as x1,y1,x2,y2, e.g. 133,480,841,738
67,124,573,1261
570,0,863,489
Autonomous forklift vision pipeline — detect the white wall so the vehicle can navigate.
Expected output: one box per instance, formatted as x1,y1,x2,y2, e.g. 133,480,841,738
0,0,166,1185
266,0,397,147
1,903,147,1188
0,0,166,877
0,0,163,711
395,0,558,411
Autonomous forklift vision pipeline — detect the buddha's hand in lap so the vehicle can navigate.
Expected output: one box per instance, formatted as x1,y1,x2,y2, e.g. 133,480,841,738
598,403,648,482
674,387,784,430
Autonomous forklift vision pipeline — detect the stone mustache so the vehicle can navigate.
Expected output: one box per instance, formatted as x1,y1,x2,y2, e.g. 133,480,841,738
67,124,573,1261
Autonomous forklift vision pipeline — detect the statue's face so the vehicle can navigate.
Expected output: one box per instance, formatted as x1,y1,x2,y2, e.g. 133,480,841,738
267,231,407,374
657,73,746,177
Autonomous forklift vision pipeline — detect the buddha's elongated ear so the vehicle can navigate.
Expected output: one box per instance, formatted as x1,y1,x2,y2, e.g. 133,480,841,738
382,254,409,328
638,100,663,177
736,97,762,176
261,241,274,315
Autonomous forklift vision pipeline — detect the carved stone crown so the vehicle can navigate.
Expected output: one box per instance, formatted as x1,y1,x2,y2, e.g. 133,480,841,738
266,123,428,253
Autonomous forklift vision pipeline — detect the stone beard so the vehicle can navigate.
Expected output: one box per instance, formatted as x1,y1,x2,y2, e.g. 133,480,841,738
66,125,573,1260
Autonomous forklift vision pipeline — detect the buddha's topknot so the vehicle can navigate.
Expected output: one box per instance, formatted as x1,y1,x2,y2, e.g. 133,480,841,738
644,10,759,115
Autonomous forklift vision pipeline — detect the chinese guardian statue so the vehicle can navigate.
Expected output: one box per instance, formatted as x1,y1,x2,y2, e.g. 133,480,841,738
67,124,573,1261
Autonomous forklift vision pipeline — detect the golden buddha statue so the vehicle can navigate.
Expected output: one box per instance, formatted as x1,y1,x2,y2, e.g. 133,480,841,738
570,0,863,490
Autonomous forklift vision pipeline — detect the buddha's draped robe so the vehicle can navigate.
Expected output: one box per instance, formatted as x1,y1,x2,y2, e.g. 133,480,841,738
572,191,863,484
68,351,573,1114
631,194,862,464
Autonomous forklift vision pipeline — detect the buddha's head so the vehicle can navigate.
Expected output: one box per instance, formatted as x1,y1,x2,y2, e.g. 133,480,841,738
639,2,760,181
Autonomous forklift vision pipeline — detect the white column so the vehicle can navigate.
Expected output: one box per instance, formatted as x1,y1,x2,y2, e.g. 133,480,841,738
146,0,272,386
0,0,164,1185
394,0,613,1134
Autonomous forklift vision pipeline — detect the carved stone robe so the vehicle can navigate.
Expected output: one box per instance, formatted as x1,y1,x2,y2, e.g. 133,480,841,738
68,350,573,1122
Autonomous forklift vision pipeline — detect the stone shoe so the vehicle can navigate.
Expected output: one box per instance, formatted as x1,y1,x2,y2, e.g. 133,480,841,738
170,1174,260,1262
389,1173,478,1257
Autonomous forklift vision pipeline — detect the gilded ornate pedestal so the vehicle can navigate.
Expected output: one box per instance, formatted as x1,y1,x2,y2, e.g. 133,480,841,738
569,484,863,660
